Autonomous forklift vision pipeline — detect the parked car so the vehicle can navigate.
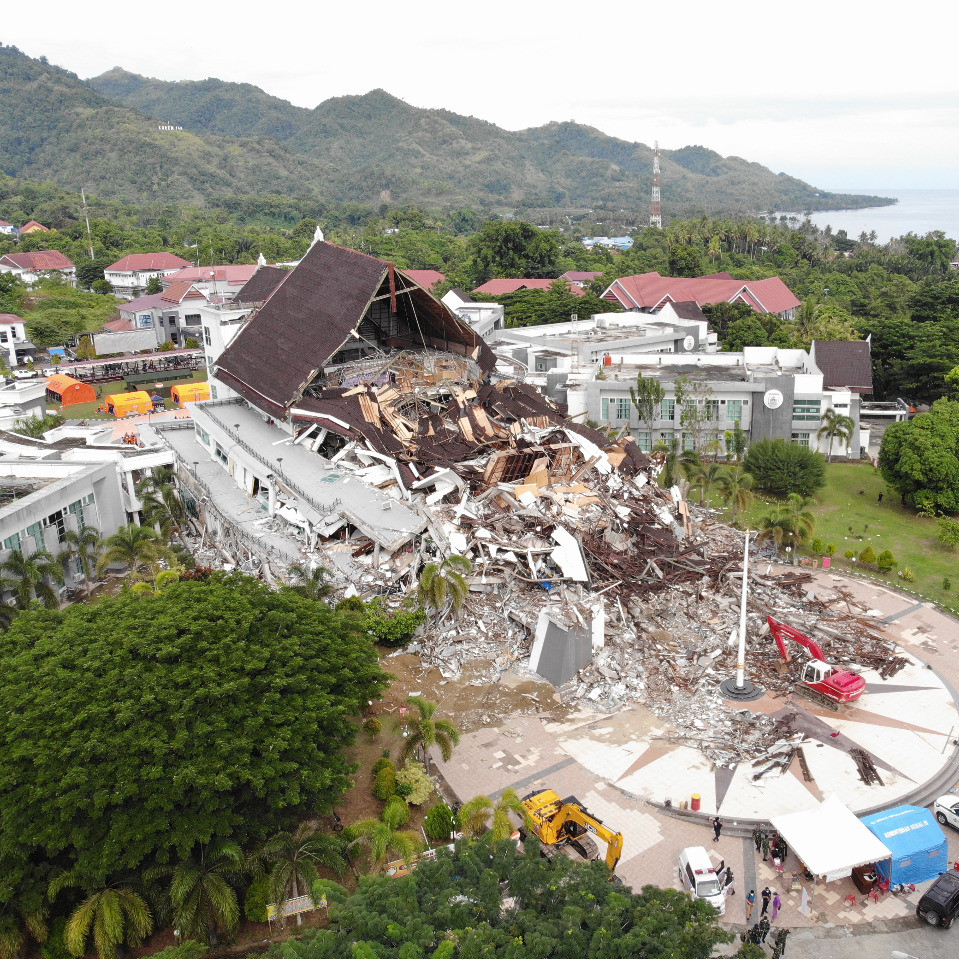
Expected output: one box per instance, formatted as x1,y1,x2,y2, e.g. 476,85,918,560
935,796,959,830
916,870,959,927
13,369,39,379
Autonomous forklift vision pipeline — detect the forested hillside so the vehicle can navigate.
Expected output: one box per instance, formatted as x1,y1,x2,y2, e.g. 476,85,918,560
0,43,890,215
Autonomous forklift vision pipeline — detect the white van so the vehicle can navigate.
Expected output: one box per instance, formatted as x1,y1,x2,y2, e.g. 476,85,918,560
678,846,726,914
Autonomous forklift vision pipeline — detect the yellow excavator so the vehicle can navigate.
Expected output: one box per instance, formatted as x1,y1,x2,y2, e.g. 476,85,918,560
521,788,624,877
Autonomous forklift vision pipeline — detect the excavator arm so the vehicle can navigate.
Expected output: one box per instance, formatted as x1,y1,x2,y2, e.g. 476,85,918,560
768,615,828,663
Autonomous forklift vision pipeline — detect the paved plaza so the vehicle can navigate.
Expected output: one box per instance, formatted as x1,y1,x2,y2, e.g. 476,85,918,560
432,567,959,931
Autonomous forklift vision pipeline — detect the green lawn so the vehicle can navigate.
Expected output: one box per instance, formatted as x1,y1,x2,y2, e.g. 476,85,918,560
732,462,958,614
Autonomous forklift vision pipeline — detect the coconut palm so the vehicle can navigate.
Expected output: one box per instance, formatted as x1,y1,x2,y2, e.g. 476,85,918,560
0,548,65,609
62,886,152,959
457,788,528,841
756,494,816,563
139,483,186,539
97,524,173,582
350,798,422,874
286,562,334,603
63,526,102,596
417,554,471,616
0,907,48,959
652,435,682,488
396,695,460,766
817,408,855,462
686,460,725,506
716,467,755,524
253,828,347,925
145,842,243,945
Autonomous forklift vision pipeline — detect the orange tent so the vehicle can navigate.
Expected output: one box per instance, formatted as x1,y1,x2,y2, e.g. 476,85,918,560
171,382,211,407
46,373,97,406
105,391,153,417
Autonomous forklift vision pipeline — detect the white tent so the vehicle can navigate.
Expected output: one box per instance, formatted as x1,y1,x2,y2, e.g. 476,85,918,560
771,794,892,882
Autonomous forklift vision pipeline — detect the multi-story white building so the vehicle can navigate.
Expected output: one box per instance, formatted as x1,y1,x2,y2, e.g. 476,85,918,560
104,253,193,298
0,250,76,287
0,314,38,369
565,346,868,458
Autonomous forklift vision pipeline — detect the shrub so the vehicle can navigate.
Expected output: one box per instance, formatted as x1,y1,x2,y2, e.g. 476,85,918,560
876,550,896,573
244,873,271,922
858,546,876,565
363,716,382,740
744,438,826,497
944,578,952,591
937,517,959,551
373,765,397,800
810,538,825,555
424,803,456,841
900,567,916,582
147,945,208,959
41,919,71,959
365,598,427,648
384,795,411,826
371,756,394,778
396,760,433,805
844,549,857,560
826,543,836,556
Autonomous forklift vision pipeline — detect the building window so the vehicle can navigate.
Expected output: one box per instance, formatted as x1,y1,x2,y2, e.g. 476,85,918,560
184,313,201,327
705,400,720,422
3,534,19,551
636,431,651,452
214,442,228,465
195,425,211,446
139,314,153,328
601,397,631,421
659,431,674,444
203,327,212,346
727,400,743,423
791,432,810,447
660,399,675,421
793,399,822,421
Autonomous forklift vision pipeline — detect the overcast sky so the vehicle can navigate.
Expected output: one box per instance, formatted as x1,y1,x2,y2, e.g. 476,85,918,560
6,1,958,192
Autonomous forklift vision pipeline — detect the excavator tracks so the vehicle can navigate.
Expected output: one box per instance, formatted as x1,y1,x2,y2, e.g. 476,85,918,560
793,684,842,712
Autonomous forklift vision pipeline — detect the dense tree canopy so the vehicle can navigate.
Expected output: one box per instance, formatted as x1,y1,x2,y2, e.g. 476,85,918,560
744,438,827,498
879,399,959,513
268,836,733,959
0,573,387,908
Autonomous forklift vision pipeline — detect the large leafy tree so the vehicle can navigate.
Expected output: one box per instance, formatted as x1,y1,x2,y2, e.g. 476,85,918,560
879,399,959,513
269,836,733,959
0,573,387,905
467,222,561,286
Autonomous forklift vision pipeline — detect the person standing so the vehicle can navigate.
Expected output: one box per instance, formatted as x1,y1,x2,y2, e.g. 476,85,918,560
771,892,782,919
777,836,789,861
752,824,764,852
723,865,735,896
774,927,790,956
760,832,771,861
758,916,771,943
711,816,723,842
746,889,756,920
761,886,772,916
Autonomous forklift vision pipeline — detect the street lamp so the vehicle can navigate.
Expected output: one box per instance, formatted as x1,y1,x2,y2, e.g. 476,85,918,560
719,530,764,702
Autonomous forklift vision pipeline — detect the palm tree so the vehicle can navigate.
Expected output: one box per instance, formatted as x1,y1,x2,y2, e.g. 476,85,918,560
457,788,528,841
0,548,65,609
686,460,725,506
756,494,816,563
62,886,152,959
396,696,460,767
286,562,334,603
716,467,755,524
652,435,682,488
417,555,471,617
0,907,48,959
350,798,422,874
97,524,173,582
139,483,186,540
817,408,855,462
63,526,102,596
254,828,347,925
146,842,243,945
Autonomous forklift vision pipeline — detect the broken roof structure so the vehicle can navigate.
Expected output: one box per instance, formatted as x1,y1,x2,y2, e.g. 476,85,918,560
216,240,495,418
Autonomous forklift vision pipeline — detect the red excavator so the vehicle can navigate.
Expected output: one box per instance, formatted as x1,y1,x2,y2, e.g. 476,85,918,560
768,615,866,711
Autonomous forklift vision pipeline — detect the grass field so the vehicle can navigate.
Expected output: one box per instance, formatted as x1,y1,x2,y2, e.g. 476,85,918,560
732,462,958,614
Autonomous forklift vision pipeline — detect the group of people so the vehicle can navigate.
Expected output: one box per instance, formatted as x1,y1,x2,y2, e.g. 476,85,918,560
746,885,782,921
752,824,788,864
740,923,790,957
121,432,140,446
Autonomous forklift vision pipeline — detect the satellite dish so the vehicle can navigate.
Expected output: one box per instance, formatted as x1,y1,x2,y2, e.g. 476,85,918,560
763,389,784,410
682,335,695,351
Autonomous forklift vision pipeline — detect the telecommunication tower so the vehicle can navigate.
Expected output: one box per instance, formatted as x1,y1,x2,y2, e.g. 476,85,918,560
649,141,663,230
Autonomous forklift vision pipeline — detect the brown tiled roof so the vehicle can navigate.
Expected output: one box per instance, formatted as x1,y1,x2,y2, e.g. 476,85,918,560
0,250,74,271
106,252,192,272
215,242,494,415
811,340,873,394
669,300,707,322
236,265,288,305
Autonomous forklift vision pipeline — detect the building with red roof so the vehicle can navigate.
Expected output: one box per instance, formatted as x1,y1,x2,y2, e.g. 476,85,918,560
560,271,603,288
19,220,49,234
118,280,209,347
403,269,445,292
161,264,259,299
0,250,76,287
473,278,586,297
105,252,193,298
603,271,800,320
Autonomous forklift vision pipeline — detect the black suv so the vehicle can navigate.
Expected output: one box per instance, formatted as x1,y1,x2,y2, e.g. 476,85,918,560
917,870,959,928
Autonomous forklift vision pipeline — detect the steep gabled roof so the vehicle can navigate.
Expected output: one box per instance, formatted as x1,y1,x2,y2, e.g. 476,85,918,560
0,250,74,271
236,265,288,305
811,340,873,394
215,241,494,415
106,252,192,273
162,264,258,286
667,300,707,322
560,270,602,284
473,278,586,296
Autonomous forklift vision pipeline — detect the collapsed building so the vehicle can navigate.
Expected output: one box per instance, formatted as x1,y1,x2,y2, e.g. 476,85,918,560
155,240,909,764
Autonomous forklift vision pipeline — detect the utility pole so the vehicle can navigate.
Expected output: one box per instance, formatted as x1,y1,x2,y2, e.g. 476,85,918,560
81,189,95,261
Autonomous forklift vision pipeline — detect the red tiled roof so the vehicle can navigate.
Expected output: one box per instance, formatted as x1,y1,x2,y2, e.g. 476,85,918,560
560,271,602,283
118,294,169,314
20,220,48,233
0,313,24,325
0,250,74,271
106,252,192,273
161,281,205,304
473,278,586,297
163,264,258,285
604,271,800,315
403,269,445,291
102,318,135,333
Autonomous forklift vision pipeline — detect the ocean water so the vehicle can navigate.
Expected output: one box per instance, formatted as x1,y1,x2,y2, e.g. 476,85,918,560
805,189,959,245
